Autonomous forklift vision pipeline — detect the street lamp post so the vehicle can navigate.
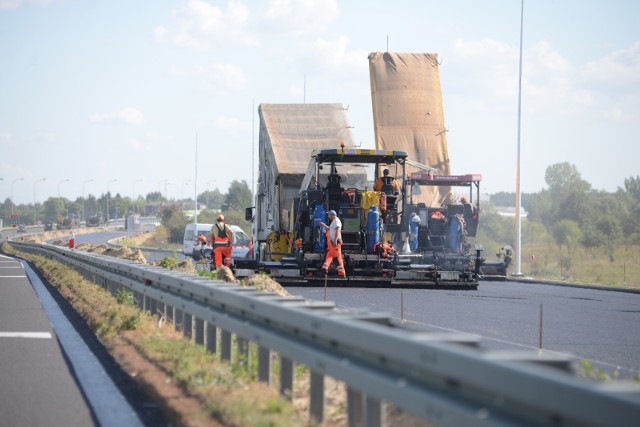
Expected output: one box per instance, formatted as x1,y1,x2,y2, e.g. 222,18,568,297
181,179,191,202
133,179,143,214
158,179,169,201
82,179,94,221
57,179,70,220
33,178,46,225
11,178,24,215
166,182,176,201
106,179,118,226
514,0,525,276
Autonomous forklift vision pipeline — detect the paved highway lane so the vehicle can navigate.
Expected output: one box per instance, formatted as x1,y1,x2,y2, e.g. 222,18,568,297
0,254,96,426
289,281,640,379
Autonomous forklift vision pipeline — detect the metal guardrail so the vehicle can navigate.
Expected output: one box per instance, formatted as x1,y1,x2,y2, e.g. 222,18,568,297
9,241,640,427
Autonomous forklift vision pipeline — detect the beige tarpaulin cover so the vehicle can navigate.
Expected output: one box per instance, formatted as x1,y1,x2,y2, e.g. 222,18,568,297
259,103,354,181
257,103,354,237
369,52,451,205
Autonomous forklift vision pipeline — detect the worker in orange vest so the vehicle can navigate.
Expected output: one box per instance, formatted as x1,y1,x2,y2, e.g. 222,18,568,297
373,168,400,194
319,210,345,277
209,214,234,268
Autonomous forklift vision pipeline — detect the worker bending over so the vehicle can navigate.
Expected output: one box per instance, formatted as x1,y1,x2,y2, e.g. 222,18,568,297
319,210,345,277
210,214,234,268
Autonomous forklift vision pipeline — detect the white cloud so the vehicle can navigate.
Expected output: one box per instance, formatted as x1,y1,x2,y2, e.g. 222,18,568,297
449,38,593,114
90,107,144,125
580,42,640,89
130,138,153,152
263,0,338,35
169,63,247,94
155,0,255,51
311,35,368,72
199,63,247,92
0,0,50,11
0,131,11,141
213,115,250,137
35,129,55,143
604,106,639,122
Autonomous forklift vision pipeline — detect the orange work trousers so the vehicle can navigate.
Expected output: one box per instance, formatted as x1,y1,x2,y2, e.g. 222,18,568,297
322,237,345,277
214,237,232,268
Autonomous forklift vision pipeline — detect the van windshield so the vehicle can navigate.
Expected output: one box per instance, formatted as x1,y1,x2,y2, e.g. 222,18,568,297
235,231,250,245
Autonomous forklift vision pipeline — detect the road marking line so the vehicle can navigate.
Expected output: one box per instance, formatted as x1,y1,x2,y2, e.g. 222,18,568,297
0,332,52,339
0,275,27,278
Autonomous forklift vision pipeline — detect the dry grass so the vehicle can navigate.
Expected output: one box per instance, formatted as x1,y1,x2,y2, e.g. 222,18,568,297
118,231,182,251
518,243,640,288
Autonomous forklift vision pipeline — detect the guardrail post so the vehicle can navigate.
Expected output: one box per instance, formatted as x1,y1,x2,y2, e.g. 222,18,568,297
195,318,204,345
258,346,270,384
183,312,193,340
220,330,232,361
309,370,325,424
206,322,217,354
156,302,165,321
347,387,364,427
174,308,183,333
365,396,385,427
149,297,157,316
237,337,249,369
137,292,144,310
165,304,173,324
279,357,294,400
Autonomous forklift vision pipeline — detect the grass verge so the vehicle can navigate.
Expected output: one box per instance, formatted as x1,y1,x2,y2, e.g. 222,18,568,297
3,243,302,427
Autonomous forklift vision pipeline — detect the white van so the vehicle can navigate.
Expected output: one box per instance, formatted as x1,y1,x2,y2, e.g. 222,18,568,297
183,223,252,260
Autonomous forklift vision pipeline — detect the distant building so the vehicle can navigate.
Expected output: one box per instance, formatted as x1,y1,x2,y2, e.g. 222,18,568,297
494,206,528,218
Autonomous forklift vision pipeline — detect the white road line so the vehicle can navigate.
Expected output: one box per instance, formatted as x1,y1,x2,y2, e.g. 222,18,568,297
0,332,52,339
0,275,27,278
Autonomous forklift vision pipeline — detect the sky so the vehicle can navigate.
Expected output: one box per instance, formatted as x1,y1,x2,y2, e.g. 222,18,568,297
1,0,638,205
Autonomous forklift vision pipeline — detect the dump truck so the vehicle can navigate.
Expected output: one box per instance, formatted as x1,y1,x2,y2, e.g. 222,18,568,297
56,214,78,230
86,213,104,227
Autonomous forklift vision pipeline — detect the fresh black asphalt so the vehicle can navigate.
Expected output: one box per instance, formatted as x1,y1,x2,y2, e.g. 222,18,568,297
289,280,640,379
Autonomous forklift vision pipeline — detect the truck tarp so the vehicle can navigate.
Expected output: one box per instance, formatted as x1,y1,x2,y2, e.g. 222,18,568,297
256,103,355,238
369,52,452,206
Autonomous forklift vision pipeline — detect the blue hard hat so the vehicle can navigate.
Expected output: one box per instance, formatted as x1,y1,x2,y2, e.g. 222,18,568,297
328,210,337,216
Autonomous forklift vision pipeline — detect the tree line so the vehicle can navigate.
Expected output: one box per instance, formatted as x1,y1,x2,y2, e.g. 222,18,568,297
485,162,640,258
0,179,253,232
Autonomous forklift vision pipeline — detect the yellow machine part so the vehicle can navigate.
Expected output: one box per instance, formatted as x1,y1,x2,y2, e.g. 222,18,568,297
360,191,383,221
266,231,294,261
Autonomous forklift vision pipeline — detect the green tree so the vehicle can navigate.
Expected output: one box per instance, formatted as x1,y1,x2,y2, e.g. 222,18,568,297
545,162,591,196
526,190,553,226
198,188,224,210
146,191,165,202
160,205,189,243
224,180,252,211
552,219,583,253
43,198,64,221
544,162,591,225
623,175,640,203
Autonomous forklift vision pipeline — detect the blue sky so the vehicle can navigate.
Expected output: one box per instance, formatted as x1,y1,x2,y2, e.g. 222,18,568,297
1,0,638,205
